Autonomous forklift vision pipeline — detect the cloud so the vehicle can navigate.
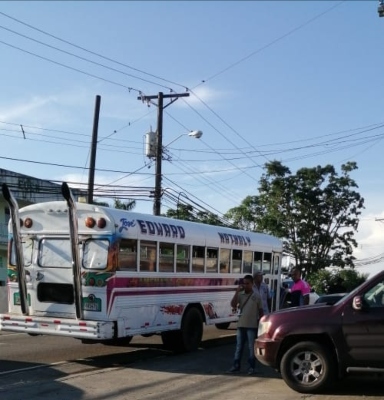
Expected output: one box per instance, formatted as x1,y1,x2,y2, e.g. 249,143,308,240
0,96,56,122
176,86,226,109
353,213,384,277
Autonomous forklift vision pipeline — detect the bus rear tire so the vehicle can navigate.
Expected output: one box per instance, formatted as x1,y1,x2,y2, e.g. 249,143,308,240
215,322,231,330
101,336,133,346
161,307,203,353
181,307,203,352
161,330,180,351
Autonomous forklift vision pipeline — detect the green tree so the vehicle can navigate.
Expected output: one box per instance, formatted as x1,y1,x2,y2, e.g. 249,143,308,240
164,204,196,221
92,199,110,207
307,268,368,295
114,199,136,210
225,161,364,275
164,204,226,226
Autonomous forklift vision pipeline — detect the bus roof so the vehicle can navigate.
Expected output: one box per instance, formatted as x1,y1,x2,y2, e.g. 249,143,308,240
17,201,283,252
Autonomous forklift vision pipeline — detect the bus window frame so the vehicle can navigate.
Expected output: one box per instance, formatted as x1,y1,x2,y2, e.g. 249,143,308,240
176,244,190,273
159,241,175,273
231,249,242,274
118,238,138,271
38,237,73,269
219,248,230,273
206,247,218,273
192,245,205,273
139,240,157,272
82,239,109,270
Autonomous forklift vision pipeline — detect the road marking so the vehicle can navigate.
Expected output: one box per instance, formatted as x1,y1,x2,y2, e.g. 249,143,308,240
218,333,236,338
0,361,68,376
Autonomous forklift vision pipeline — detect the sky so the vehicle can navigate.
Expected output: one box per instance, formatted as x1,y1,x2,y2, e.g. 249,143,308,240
0,1,384,277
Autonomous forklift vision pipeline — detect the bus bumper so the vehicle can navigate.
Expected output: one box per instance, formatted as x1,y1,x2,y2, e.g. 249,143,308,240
0,313,115,340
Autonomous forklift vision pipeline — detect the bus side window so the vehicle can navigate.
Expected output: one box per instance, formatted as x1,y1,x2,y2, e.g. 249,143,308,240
159,242,175,273
273,254,280,275
231,249,242,273
243,250,252,274
118,239,137,271
192,246,205,273
253,251,262,274
206,247,218,273
219,248,230,273
263,252,272,274
140,240,157,272
176,244,190,273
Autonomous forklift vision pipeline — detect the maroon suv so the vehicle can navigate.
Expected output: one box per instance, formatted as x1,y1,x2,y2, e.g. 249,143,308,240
255,270,384,393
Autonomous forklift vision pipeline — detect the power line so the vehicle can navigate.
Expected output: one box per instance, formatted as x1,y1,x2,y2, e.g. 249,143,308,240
195,1,346,86
0,38,141,93
0,11,187,90
0,23,176,91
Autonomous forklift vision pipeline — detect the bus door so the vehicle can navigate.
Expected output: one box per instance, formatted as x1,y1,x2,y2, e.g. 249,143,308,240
31,236,78,316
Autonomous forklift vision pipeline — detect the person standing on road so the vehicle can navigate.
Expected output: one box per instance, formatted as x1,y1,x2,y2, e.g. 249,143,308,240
253,271,271,315
228,274,264,375
289,267,311,307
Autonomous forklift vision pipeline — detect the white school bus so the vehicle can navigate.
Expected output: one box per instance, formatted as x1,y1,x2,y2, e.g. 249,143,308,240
0,183,283,352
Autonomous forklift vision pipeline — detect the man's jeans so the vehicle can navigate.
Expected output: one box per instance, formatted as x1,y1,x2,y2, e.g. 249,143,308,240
232,327,257,369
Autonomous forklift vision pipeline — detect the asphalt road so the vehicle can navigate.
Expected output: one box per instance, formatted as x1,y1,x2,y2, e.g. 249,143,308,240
0,325,383,400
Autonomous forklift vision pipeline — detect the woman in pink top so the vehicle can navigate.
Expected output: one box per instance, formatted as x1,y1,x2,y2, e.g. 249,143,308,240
289,267,311,307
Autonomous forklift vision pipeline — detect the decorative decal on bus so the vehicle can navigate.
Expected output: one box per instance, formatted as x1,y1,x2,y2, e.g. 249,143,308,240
137,219,186,238
218,232,251,246
119,218,136,233
107,277,236,289
82,272,114,287
160,305,185,315
203,302,218,319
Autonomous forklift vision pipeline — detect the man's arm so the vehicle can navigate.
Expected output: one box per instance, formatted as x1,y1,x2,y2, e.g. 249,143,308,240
231,285,243,309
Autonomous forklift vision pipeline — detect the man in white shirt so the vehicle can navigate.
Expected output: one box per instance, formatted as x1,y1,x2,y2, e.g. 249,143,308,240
228,274,264,375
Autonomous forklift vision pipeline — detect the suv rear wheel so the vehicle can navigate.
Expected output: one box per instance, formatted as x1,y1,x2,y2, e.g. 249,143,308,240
280,341,335,393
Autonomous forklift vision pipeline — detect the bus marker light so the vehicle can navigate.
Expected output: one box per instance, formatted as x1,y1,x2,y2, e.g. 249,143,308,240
85,217,96,228
97,218,107,229
24,218,33,228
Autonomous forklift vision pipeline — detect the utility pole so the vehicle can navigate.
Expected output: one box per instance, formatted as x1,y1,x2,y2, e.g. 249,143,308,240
88,95,101,204
137,91,189,215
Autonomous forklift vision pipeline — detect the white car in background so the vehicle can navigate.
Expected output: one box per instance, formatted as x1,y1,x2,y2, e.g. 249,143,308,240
281,278,319,306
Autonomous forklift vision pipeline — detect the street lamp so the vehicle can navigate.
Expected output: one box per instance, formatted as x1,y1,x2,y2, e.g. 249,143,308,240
145,130,203,216
379,0,384,17
162,131,203,162
165,130,203,147
177,191,188,219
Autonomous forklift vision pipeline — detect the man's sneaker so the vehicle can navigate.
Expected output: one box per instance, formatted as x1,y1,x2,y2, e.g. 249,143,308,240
228,366,240,373
247,367,256,375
